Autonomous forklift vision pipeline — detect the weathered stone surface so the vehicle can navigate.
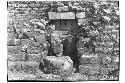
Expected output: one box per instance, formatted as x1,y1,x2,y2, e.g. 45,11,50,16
105,25,116,30
48,12,75,20
94,42,114,47
28,53,43,62
7,46,22,54
107,63,119,69
8,72,37,80
22,62,38,74
57,6,69,12
7,53,42,62
21,39,31,45
8,61,39,74
76,12,85,18
101,35,111,41
89,75,101,80
112,30,119,35
102,56,112,64
51,37,63,54
111,56,119,63
88,70,100,75
7,39,20,46
89,30,99,36
95,47,112,53
39,56,73,76
80,54,100,64
100,68,109,75
100,68,116,75
63,73,88,81
37,74,63,81
79,64,100,75
26,42,48,54
8,61,22,73
8,54,25,61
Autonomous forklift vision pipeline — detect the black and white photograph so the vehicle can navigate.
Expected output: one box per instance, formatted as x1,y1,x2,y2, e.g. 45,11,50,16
7,0,120,82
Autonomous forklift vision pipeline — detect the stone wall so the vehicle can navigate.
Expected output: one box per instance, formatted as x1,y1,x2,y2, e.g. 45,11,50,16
7,1,119,81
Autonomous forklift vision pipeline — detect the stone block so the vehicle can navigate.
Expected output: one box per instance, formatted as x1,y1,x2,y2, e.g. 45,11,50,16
89,75,101,80
100,68,115,75
8,72,37,80
21,39,31,45
103,30,112,34
27,54,41,62
111,56,119,63
79,64,100,75
101,35,111,42
102,56,112,64
89,30,99,36
27,46,40,54
26,44,47,54
28,3,40,8
7,46,21,54
7,53,44,62
80,54,100,64
22,62,38,74
112,30,119,35
95,47,112,53
78,47,89,55
100,68,109,75
88,70,100,75
76,12,85,19
39,56,73,76
7,39,20,46
8,54,25,61
48,12,75,20
107,63,119,69
37,74,63,81
8,61,22,73
8,61,39,74
63,73,88,81
57,6,69,12
94,42,114,47
105,25,116,30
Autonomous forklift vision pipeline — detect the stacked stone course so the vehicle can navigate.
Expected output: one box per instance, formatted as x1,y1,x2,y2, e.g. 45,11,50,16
7,1,119,81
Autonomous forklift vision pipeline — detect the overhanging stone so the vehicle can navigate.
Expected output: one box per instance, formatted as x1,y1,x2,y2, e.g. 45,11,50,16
48,12,75,20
